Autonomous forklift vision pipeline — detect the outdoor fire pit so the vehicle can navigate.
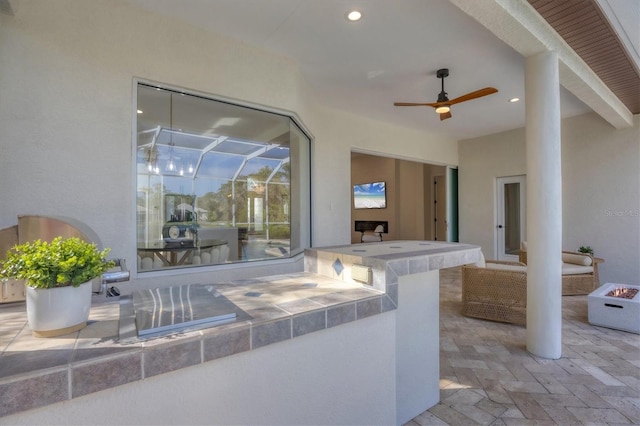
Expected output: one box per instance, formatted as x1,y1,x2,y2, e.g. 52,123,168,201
588,283,639,334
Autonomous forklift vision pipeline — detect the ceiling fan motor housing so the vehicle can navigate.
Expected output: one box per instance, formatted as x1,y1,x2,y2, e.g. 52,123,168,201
436,68,449,102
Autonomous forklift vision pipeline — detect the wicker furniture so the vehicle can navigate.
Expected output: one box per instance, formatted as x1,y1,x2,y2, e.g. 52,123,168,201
519,250,603,295
462,252,604,324
462,261,528,325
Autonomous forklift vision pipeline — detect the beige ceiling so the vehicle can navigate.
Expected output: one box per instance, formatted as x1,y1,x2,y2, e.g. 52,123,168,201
126,0,638,140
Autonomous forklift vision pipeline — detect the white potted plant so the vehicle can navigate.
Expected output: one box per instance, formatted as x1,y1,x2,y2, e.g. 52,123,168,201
0,237,114,337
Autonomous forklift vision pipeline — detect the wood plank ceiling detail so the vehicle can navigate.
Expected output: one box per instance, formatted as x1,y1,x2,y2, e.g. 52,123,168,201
528,0,639,114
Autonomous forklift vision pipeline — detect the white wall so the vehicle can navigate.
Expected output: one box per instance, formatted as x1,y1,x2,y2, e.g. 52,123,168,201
458,127,527,255
459,112,640,285
561,113,640,285
0,0,458,288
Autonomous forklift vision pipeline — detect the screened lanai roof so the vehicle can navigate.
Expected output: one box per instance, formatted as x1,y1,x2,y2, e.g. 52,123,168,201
137,126,290,182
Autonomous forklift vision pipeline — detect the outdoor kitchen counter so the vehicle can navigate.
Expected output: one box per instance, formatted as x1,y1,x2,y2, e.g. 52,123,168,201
0,240,481,423
305,240,482,424
0,272,387,418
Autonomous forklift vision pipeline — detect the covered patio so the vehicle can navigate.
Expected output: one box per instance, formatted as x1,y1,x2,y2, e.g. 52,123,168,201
411,267,639,425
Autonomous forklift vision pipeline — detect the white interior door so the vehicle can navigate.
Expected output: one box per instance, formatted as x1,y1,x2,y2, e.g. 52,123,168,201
496,175,526,260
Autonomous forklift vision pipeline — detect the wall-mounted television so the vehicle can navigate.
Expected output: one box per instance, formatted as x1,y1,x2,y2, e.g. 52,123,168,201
353,181,386,209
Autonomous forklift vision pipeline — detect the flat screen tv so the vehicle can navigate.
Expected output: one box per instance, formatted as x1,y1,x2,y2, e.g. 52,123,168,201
353,181,386,209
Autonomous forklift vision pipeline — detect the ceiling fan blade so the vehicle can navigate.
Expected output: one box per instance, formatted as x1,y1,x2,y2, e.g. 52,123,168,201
439,111,452,121
394,102,438,107
449,87,498,105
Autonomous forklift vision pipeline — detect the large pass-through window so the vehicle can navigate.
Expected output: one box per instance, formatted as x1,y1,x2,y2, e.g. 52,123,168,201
136,82,311,272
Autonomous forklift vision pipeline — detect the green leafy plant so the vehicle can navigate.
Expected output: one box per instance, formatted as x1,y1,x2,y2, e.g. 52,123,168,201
0,237,114,289
578,245,594,255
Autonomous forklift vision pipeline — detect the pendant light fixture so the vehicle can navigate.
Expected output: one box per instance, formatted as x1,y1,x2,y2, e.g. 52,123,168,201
165,93,176,173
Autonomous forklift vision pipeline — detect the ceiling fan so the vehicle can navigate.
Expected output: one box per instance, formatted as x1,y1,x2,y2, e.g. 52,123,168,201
394,68,498,121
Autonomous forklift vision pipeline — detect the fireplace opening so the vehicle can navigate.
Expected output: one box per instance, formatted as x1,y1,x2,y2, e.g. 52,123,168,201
606,287,638,299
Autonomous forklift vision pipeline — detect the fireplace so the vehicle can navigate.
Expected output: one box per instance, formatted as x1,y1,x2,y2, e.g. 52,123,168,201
588,283,639,334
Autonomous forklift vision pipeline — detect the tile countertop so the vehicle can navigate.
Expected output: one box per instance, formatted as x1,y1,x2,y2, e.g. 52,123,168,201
0,272,389,418
0,240,481,418
305,240,482,302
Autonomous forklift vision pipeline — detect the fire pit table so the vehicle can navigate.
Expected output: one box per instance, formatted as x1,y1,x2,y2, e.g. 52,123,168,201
588,283,639,334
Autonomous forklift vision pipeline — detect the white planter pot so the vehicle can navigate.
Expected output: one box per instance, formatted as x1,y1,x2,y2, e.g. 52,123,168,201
26,279,94,337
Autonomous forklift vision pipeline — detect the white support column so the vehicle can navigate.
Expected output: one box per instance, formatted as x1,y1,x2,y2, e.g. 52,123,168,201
525,51,563,359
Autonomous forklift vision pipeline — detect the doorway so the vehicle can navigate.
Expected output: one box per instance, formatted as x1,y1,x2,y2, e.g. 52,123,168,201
350,152,458,243
495,175,526,260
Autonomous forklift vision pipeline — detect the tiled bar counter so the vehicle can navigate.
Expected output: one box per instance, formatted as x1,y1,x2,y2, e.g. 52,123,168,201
0,241,479,425
305,240,481,424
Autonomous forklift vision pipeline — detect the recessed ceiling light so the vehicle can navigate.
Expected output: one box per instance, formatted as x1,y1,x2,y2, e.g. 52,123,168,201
346,10,362,22
509,97,520,103
137,109,143,114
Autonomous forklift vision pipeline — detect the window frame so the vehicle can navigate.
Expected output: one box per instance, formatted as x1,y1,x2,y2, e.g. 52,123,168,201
132,79,312,275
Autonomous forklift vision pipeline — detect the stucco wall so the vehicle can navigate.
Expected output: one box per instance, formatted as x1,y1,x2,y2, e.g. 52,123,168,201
459,112,640,285
0,0,458,288
458,127,527,255
561,113,640,285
